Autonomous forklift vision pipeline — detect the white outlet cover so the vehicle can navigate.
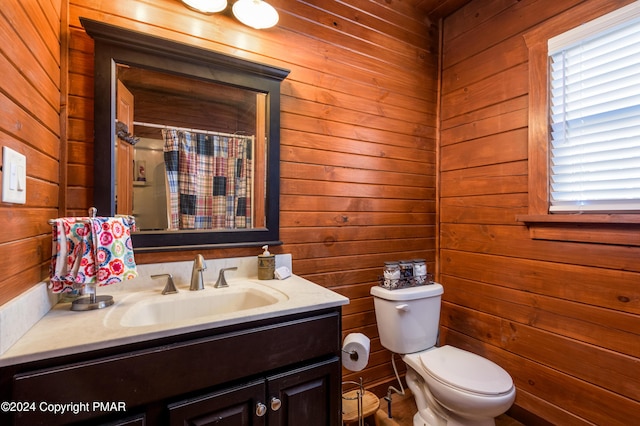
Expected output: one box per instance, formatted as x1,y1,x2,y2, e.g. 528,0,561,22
2,146,26,204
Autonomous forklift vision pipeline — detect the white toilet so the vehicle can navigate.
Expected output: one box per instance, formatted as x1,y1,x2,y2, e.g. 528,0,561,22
371,284,515,426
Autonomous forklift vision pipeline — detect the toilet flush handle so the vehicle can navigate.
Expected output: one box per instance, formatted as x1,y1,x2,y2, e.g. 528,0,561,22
395,303,409,312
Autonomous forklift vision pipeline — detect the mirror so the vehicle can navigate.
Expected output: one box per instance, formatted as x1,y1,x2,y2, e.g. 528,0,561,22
116,66,268,232
82,18,290,252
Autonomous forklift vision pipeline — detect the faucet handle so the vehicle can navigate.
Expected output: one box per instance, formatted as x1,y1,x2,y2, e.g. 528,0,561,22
215,267,238,288
151,274,178,295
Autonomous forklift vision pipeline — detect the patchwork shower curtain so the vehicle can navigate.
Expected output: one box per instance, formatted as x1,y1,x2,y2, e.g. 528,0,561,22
162,129,253,230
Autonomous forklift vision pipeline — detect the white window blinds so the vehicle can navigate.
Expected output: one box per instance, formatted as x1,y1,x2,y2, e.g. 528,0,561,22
548,2,640,213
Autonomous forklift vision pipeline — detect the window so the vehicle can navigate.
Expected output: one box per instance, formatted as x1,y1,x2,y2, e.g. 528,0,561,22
521,1,640,245
547,4,640,213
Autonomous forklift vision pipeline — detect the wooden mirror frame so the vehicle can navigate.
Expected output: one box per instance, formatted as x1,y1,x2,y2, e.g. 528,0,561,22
81,18,290,252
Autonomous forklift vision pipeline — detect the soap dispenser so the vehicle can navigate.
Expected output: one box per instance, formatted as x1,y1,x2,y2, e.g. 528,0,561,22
258,245,275,280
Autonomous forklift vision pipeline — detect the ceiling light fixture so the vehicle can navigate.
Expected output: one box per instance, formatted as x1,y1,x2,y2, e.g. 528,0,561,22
232,0,279,29
181,0,227,14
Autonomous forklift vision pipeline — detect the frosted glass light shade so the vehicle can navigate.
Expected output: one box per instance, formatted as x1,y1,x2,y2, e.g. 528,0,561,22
232,0,279,29
182,0,227,14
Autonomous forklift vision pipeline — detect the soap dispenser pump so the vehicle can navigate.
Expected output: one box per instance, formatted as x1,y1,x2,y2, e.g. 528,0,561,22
258,245,275,280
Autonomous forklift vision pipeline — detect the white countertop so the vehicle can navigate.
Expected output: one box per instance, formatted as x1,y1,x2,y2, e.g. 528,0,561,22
0,256,348,367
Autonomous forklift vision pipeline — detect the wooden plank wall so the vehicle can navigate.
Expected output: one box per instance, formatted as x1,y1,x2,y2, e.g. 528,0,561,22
63,0,438,395
0,0,61,305
439,0,640,424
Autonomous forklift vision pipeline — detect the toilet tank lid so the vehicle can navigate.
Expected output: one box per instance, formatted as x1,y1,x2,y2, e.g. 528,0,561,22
371,284,443,301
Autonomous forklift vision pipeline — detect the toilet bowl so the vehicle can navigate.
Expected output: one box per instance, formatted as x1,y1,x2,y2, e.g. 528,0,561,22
370,284,516,426
403,346,515,426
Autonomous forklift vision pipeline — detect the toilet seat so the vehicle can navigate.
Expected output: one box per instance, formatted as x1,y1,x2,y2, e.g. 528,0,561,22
419,346,513,396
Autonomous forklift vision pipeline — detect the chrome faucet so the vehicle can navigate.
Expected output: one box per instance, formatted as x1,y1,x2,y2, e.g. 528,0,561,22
151,274,178,295
190,254,207,291
214,267,238,288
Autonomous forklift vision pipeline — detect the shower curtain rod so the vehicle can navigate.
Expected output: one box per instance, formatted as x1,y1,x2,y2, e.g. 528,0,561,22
132,121,252,139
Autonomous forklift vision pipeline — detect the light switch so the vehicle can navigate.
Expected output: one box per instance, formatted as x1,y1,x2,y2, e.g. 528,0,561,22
2,146,26,204
9,161,18,190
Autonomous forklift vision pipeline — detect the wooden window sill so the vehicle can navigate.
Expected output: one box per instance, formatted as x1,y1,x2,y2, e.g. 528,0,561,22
516,214,640,246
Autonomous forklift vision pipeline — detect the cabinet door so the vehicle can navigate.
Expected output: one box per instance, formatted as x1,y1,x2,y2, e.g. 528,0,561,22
267,357,341,426
168,379,266,426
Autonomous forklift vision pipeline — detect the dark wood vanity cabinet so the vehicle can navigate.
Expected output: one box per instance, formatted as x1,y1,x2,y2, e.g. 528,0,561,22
169,358,336,426
0,309,342,426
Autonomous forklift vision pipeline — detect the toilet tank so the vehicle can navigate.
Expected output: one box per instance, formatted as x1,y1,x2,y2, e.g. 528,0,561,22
370,284,443,354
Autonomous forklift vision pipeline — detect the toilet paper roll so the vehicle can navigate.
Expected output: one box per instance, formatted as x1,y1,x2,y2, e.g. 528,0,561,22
342,333,370,372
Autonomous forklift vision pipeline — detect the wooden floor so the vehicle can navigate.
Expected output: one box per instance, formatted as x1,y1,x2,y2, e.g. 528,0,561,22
371,389,524,426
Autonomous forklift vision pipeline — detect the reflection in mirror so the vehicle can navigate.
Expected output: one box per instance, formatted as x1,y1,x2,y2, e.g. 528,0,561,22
82,17,289,251
116,66,267,232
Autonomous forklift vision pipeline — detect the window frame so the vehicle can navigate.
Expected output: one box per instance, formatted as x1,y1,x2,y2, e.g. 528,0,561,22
519,0,640,246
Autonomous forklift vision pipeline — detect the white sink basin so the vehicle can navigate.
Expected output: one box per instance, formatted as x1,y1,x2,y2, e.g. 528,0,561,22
107,283,288,328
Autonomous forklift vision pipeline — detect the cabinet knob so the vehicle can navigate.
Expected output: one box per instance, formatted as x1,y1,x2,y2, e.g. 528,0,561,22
256,402,267,417
270,397,282,411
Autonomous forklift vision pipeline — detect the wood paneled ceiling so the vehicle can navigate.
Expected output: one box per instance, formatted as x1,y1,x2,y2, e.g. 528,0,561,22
412,0,473,21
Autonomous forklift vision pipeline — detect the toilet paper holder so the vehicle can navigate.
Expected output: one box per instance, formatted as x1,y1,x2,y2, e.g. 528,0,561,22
342,377,365,426
342,332,370,372
342,347,359,361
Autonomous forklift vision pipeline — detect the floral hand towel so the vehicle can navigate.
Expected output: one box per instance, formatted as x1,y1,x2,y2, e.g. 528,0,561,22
90,216,137,285
50,216,137,293
50,217,93,293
